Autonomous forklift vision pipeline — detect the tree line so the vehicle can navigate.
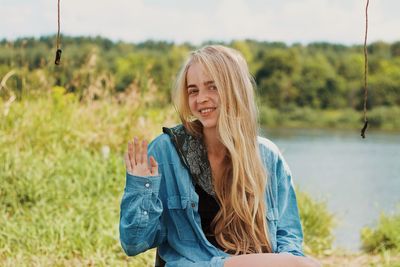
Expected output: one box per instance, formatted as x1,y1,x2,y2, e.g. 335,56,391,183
1,35,399,110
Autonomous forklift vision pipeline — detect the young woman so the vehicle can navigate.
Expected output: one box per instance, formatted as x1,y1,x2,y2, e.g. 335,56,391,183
120,45,320,267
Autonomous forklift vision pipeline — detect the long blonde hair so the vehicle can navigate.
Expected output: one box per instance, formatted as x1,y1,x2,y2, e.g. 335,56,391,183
173,45,272,254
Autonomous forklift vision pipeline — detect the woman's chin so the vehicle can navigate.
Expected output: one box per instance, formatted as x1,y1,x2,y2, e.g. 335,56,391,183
200,120,217,129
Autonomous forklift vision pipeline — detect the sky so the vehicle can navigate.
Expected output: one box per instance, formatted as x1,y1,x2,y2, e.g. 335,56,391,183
1,0,399,45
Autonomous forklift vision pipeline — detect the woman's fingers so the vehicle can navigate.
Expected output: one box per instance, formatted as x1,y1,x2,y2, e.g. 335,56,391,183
124,152,133,173
149,156,158,175
134,137,140,165
128,140,135,168
141,140,147,165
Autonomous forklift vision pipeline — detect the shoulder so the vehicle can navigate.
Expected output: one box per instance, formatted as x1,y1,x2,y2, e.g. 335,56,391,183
147,133,174,155
257,136,292,181
149,132,173,147
257,136,283,162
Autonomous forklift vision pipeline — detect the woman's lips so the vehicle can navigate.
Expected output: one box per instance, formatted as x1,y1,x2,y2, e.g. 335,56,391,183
199,108,216,116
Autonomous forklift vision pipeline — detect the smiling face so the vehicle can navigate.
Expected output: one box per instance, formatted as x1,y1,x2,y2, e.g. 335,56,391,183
186,62,220,130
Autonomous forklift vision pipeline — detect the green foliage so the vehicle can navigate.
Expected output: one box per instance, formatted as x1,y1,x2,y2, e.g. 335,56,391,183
297,191,335,256
361,210,400,254
260,105,350,129
0,36,191,105
258,104,400,131
368,59,400,108
1,36,400,119
368,106,400,130
258,104,280,127
0,95,177,266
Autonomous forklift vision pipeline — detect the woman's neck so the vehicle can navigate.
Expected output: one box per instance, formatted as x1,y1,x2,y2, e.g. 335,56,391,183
203,127,226,158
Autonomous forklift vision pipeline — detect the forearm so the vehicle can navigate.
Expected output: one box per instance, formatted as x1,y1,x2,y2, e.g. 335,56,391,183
224,253,320,267
119,172,165,255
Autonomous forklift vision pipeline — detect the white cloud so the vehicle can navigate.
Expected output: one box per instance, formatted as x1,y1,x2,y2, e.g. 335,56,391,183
0,0,399,44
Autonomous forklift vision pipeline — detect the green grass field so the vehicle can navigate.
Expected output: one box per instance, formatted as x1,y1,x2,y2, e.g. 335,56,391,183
0,90,175,266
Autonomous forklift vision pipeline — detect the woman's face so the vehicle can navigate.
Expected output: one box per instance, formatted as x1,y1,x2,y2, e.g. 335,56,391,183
186,62,220,130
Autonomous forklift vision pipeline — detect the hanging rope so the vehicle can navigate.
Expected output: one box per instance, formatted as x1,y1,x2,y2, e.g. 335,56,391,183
361,0,370,138
55,0,62,65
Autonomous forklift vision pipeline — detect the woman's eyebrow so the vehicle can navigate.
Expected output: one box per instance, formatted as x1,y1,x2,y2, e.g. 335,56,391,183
187,80,215,89
187,84,197,90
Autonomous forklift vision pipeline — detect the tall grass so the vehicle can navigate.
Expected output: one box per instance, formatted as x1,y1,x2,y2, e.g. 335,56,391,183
361,209,400,254
0,89,335,265
297,191,335,256
0,88,176,266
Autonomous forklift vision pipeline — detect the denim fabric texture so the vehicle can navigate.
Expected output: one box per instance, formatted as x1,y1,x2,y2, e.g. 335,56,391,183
119,127,304,267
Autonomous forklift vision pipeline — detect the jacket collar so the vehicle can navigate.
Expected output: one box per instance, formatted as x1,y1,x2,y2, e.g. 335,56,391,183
162,124,216,197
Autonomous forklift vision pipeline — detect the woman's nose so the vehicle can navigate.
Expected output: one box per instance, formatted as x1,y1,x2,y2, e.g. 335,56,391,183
196,89,209,103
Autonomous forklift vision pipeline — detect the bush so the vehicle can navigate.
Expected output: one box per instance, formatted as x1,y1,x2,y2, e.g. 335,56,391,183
368,106,400,131
361,209,400,253
258,104,279,127
297,190,335,255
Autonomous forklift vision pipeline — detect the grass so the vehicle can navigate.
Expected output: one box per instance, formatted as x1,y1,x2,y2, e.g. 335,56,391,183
0,88,176,266
297,191,335,256
1,89,398,266
318,250,400,267
361,209,400,254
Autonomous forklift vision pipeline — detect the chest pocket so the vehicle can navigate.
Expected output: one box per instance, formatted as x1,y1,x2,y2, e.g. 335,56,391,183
167,195,197,242
266,208,278,252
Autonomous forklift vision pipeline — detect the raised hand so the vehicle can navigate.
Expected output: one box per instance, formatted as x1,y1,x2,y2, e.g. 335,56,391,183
124,137,158,177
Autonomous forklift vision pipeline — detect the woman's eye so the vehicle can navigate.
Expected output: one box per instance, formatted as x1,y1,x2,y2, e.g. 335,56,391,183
209,85,217,90
188,89,198,95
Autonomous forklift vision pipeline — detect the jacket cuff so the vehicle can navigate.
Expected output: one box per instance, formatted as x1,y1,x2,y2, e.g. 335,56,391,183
125,172,161,195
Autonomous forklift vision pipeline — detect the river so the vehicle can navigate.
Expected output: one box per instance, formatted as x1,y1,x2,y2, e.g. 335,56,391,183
262,128,400,251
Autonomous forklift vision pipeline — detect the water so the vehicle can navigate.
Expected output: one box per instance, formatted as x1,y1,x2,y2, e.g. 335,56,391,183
262,128,400,251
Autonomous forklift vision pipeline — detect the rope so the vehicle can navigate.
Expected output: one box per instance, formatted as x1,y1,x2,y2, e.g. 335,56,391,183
55,0,62,65
361,0,370,138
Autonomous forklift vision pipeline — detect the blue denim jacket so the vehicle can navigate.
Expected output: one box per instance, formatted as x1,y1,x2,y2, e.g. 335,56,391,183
119,131,304,267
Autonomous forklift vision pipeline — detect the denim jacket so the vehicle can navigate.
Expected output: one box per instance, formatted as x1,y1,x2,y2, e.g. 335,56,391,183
119,129,304,267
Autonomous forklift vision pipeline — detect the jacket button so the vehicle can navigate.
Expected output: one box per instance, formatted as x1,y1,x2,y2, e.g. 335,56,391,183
191,202,196,208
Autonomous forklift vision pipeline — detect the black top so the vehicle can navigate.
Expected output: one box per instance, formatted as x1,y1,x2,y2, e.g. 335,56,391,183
195,183,225,251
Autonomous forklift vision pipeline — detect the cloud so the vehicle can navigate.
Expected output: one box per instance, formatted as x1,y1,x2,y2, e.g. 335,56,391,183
0,0,399,44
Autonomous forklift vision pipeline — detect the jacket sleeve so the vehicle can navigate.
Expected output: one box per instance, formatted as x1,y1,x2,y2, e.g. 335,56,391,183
275,155,305,256
119,139,167,256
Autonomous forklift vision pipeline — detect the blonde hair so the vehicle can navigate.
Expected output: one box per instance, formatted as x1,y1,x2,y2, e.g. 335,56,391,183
173,45,272,254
